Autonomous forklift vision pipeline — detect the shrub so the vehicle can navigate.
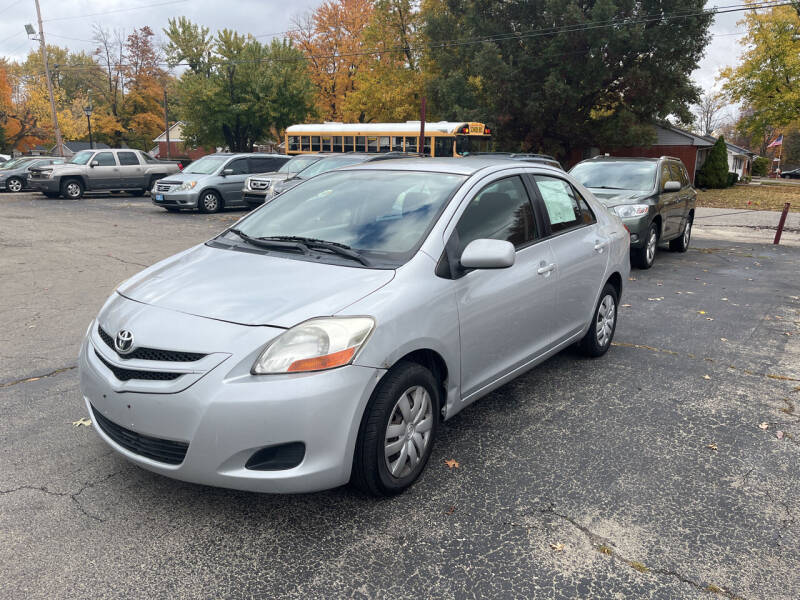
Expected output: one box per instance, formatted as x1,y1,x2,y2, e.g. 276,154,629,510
697,136,730,188
727,172,739,187
752,156,769,177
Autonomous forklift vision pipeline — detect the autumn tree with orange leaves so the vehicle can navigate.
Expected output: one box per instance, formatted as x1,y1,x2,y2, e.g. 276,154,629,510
290,0,374,122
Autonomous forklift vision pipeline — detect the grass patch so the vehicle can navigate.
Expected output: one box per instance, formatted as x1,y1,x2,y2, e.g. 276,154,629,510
627,560,650,573
697,184,800,212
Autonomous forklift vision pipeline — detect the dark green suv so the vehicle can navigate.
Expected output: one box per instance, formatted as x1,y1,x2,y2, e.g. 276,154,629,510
569,156,696,269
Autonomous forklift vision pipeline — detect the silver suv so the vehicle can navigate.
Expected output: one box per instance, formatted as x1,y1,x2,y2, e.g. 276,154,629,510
243,154,324,209
153,153,290,213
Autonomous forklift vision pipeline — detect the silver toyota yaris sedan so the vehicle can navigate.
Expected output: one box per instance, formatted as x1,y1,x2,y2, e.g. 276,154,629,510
79,158,630,496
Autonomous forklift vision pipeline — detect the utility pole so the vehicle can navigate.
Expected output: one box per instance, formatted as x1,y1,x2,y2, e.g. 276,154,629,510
163,89,171,159
418,97,426,156
33,0,64,157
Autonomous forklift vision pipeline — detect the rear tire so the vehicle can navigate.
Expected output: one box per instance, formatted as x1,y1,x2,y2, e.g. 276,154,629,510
6,177,23,193
61,179,84,200
669,216,692,252
578,283,618,358
351,361,440,497
42,192,59,198
631,223,658,269
198,190,221,213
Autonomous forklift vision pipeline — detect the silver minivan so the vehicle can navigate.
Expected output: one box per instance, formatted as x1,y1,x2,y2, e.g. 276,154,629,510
81,158,630,496
152,153,290,212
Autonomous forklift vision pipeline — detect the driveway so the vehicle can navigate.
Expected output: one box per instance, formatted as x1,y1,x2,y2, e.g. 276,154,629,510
1,192,798,599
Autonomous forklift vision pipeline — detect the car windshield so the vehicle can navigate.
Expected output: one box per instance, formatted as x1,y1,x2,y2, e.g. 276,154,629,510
293,155,366,179
68,151,95,165
1,158,31,169
279,155,321,174
570,161,657,192
183,156,228,174
230,170,466,266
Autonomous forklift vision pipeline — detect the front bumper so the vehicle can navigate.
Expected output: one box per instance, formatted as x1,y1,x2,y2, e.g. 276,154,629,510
79,301,385,493
620,215,650,248
29,178,60,193
243,191,268,207
151,190,200,208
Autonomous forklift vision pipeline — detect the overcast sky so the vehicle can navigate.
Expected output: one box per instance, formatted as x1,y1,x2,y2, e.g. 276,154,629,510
0,0,745,109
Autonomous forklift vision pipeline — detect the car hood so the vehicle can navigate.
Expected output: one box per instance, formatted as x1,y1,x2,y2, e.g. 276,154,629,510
117,243,395,327
587,188,653,207
158,171,217,184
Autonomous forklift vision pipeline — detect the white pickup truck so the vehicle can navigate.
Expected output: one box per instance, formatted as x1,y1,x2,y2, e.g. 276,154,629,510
29,149,182,199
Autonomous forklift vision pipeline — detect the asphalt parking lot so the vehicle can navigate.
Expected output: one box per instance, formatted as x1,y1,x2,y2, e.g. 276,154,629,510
2,191,799,599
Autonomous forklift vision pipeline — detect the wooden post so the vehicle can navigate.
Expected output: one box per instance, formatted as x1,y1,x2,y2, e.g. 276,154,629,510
774,202,791,245
164,89,171,160
418,97,426,156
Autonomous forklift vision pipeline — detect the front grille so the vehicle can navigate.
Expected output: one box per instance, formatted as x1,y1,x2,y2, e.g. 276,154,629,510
98,326,206,362
95,350,183,381
250,179,270,190
155,183,174,192
92,405,188,464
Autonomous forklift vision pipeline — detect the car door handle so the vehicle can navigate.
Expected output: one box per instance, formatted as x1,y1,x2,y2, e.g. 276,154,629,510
537,263,555,275
594,240,609,253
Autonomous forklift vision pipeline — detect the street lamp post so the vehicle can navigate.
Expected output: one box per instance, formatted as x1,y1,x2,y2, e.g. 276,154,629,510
83,98,93,150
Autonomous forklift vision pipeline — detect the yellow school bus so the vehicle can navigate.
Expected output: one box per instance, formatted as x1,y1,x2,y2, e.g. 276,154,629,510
285,121,492,157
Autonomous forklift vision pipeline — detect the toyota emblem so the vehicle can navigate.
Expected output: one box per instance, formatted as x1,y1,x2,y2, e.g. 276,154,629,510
115,330,134,354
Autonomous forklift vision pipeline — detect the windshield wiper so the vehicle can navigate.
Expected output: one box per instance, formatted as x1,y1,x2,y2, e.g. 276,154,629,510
589,185,627,190
259,236,372,266
227,229,309,254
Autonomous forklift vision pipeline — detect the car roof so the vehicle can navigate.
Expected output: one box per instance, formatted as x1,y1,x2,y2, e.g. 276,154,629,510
343,156,567,176
580,156,661,163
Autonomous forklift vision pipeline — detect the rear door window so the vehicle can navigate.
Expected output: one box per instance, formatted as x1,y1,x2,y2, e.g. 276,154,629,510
250,157,288,173
117,152,140,166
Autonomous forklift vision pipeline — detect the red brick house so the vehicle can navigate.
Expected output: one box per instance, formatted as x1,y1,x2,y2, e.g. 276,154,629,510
567,123,714,184
152,122,215,161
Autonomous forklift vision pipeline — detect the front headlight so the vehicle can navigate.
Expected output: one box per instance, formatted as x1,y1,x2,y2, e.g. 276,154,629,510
176,181,197,191
613,204,649,218
252,317,375,374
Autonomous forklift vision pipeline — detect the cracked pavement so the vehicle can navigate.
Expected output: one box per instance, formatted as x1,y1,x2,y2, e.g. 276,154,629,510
1,192,799,599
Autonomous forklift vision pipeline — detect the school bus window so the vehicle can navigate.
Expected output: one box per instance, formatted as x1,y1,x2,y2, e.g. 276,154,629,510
367,137,378,153
356,136,366,152
379,136,390,152
344,136,355,152
392,136,404,152
435,136,453,157
300,136,310,151
423,137,431,156
332,136,343,153
405,136,417,153
322,136,332,152
288,136,299,152
311,136,321,152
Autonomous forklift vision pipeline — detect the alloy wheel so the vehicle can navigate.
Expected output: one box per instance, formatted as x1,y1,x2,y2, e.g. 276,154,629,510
595,294,616,347
65,182,81,199
7,178,22,192
683,221,692,247
202,193,218,212
384,385,433,479
646,230,657,265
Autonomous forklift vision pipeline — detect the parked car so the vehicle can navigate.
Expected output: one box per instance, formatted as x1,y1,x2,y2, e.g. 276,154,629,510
269,152,423,198
0,156,64,192
569,156,696,269
0,153,10,166
243,154,325,209
29,149,182,199
779,168,800,179
152,153,288,213
80,157,629,496
465,152,564,170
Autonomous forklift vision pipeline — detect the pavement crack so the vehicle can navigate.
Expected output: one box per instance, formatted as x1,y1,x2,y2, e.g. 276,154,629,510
91,252,149,268
0,365,77,389
540,504,749,600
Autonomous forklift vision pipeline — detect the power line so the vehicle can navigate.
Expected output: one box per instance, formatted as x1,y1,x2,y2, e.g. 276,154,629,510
42,0,187,22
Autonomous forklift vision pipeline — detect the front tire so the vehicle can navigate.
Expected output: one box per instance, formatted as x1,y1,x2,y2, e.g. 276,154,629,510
61,179,84,200
6,177,23,193
579,283,618,357
631,223,658,269
127,189,146,196
669,216,692,252
198,190,221,213
351,361,440,496
42,192,59,198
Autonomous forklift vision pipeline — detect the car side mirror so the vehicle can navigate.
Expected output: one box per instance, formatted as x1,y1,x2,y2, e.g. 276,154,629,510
460,239,515,269
90,160,99,168
222,168,234,176
663,180,681,192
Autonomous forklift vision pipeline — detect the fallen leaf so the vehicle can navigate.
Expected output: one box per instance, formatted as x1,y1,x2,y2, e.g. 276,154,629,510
721,298,728,301
445,459,459,469
759,422,769,430
706,443,718,451
784,332,792,337
445,506,455,514
776,431,784,440
706,317,714,321
656,282,663,286
550,542,565,552
720,338,728,342
676,291,683,294
628,277,637,281
703,375,711,380
621,304,632,307
686,291,695,295
72,418,92,427
648,297,664,301
698,310,706,315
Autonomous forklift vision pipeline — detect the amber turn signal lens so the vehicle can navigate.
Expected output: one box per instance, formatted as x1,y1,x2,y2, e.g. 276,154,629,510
287,347,356,373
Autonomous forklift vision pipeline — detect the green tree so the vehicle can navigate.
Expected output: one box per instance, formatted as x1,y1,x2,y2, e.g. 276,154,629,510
752,156,769,176
697,136,729,188
167,24,316,152
422,0,712,157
